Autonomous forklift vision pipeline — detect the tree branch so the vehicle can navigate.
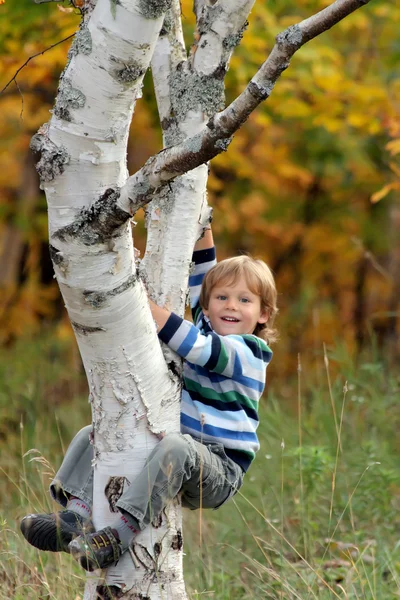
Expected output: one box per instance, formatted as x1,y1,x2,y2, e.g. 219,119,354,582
53,0,372,244
0,34,75,95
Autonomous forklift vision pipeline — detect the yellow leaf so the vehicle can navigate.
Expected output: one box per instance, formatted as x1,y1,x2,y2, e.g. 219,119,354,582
389,162,400,177
347,113,369,128
371,183,396,203
276,98,311,119
387,139,400,156
58,5,75,12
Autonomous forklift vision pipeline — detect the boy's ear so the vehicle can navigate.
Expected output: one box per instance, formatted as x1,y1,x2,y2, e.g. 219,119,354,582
257,310,269,325
203,307,209,317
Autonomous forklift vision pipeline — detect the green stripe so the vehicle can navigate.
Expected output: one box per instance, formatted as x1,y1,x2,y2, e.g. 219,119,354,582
185,378,259,412
214,341,229,373
193,305,202,323
239,449,255,459
242,334,271,353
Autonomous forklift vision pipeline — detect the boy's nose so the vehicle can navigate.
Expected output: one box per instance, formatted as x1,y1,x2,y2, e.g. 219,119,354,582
225,298,238,310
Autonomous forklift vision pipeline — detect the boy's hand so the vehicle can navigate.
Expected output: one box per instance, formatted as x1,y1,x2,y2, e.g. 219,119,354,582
148,298,171,332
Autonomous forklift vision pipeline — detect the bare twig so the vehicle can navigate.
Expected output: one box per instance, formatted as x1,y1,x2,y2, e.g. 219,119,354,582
0,34,75,95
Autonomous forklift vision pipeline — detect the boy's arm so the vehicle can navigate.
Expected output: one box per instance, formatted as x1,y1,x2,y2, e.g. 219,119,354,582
190,227,216,324
150,302,272,378
193,227,214,252
149,299,171,332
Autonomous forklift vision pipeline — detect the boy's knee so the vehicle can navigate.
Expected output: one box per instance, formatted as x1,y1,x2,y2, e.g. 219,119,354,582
156,433,193,466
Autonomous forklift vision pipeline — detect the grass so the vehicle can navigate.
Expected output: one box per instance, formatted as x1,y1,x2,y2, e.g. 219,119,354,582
0,330,399,599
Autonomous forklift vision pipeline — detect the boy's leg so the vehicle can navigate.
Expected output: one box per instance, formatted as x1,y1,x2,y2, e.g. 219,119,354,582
181,439,244,511
20,425,94,552
50,425,94,509
69,433,243,571
116,432,243,524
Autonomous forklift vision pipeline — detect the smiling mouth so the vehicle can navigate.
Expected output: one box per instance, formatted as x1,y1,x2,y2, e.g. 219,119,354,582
221,317,240,322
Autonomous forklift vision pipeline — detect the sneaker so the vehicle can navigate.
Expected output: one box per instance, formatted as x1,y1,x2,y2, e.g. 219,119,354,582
69,526,123,572
20,510,94,553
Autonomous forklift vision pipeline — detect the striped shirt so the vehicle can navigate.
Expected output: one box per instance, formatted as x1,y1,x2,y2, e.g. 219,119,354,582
158,246,273,472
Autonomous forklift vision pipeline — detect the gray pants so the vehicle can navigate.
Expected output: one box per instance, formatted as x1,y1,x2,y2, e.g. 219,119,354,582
50,426,244,531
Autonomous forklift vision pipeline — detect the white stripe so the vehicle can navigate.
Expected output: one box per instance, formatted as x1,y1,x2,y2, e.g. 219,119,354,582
168,320,193,352
192,259,216,276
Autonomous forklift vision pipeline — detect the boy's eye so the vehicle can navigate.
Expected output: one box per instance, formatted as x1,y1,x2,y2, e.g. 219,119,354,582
217,295,227,300
240,298,250,303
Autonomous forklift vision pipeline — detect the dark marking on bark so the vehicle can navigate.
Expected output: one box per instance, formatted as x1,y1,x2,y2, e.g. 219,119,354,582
222,20,248,50
53,188,131,245
151,513,163,528
197,4,222,36
132,544,156,571
167,360,180,378
170,66,225,121
206,117,215,131
49,244,66,267
69,24,92,58
54,78,86,123
171,529,183,550
154,542,161,557
276,24,303,51
248,80,274,101
160,11,172,35
96,585,125,600
110,57,145,84
71,321,106,335
213,63,227,81
161,116,178,131
161,117,185,146
30,135,70,183
105,476,129,512
83,274,136,308
138,0,171,20
214,137,232,152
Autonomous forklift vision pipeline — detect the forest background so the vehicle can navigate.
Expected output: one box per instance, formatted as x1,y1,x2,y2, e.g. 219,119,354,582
0,0,400,599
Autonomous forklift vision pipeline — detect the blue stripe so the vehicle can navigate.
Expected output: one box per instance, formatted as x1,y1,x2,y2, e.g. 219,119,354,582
181,413,259,442
189,273,205,287
158,312,183,344
243,335,273,363
177,324,199,357
192,247,216,264
204,334,221,371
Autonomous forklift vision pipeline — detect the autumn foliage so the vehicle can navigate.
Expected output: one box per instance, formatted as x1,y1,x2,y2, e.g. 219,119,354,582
0,0,399,371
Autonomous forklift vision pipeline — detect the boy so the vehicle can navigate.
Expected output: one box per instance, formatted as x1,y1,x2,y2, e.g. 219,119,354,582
20,227,277,572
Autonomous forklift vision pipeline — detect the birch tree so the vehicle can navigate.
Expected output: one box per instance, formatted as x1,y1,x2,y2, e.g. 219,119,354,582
31,0,373,597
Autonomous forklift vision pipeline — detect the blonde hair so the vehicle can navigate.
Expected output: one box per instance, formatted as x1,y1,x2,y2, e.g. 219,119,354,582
199,255,278,344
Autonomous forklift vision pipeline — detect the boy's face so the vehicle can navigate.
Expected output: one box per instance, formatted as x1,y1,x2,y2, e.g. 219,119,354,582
203,276,269,336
